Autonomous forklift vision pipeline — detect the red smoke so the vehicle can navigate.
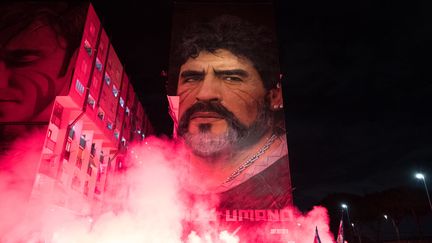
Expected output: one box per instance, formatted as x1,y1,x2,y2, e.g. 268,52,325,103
0,134,335,242
0,128,46,241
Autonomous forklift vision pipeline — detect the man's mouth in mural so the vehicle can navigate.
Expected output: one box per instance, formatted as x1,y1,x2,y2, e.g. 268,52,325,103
178,101,247,138
189,112,224,123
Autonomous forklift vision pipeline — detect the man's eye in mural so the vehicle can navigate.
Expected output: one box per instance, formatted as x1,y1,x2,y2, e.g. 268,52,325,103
4,49,43,68
222,76,242,82
180,71,204,84
183,76,202,83
215,69,248,84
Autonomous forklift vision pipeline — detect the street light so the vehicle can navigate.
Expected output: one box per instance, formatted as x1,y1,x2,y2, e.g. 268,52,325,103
414,172,432,212
383,213,400,241
415,173,425,179
341,203,363,243
341,203,351,226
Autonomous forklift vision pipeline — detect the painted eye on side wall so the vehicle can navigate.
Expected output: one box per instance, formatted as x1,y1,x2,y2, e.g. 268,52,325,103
3,49,43,68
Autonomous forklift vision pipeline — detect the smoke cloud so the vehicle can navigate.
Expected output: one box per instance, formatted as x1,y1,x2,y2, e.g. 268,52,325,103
0,133,335,242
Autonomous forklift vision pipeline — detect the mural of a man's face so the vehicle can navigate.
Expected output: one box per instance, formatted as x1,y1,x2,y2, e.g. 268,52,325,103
177,49,273,157
0,21,69,122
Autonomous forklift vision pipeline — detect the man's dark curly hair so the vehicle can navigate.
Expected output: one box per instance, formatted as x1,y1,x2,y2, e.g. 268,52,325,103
167,15,280,95
0,2,87,77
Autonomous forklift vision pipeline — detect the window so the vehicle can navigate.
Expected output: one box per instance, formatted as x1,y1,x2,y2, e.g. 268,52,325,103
45,129,56,151
99,151,104,164
104,73,111,85
88,158,96,177
99,43,105,56
106,121,113,130
71,175,80,189
84,181,89,196
75,79,85,95
114,130,119,140
52,103,63,127
81,60,88,75
87,162,93,176
87,96,95,109
97,109,104,120
45,139,56,151
115,70,121,81
68,128,75,140
92,76,99,88
65,140,71,152
95,58,103,72
47,129,52,138
76,157,82,169
125,107,130,116
97,170,102,182
64,147,70,160
89,23,96,35
121,137,127,147
94,185,102,195
84,40,92,56
119,97,125,108
79,135,86,149
112,85,119,98
116,158,125,172
90,143,96,157
76,148,83,169
53,103,63,117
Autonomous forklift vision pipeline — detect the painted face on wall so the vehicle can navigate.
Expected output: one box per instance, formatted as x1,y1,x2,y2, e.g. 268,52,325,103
177,49,274,157
0,21,69,123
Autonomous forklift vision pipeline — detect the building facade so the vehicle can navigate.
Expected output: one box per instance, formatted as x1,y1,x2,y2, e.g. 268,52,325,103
28,3,153,214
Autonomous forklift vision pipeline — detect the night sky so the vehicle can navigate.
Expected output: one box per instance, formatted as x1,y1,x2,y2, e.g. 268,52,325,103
91,0,431,211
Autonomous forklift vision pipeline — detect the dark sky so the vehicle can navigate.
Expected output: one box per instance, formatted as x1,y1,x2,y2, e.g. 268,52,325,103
91,0,432,211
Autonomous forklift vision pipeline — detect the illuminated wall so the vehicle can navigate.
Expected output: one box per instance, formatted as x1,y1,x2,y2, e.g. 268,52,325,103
168,0,292,222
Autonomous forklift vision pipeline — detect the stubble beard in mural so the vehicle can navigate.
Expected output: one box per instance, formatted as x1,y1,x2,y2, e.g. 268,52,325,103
178,100,272,158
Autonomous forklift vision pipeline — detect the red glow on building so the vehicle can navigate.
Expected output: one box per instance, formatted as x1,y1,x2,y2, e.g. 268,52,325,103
0,3,336,242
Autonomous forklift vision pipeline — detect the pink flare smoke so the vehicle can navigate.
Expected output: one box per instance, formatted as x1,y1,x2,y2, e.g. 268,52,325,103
0,133,334,242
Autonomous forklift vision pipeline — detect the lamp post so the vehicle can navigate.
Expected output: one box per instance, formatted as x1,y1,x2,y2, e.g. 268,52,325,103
342,203,357,242
383,214,400,242
351,222,362,243
415,172,432,213
341,203,350,225
339,205,364,243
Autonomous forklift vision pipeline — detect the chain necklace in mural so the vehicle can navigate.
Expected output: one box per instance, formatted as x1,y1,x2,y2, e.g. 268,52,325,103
223,134,277,184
